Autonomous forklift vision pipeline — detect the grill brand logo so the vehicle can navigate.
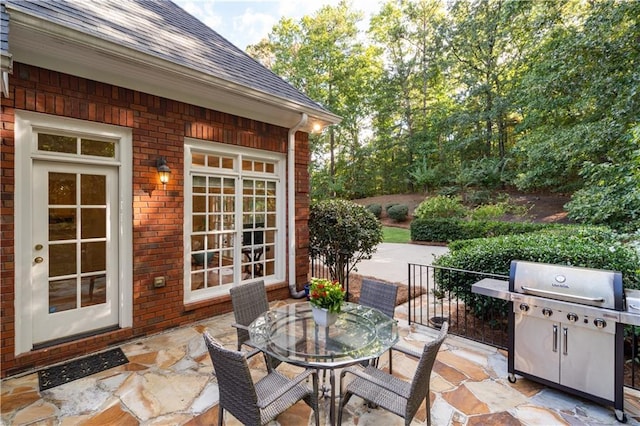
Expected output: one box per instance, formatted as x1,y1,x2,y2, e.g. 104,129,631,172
552,274,570,288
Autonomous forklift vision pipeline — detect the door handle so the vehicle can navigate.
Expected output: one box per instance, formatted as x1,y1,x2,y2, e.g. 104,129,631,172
552,324,558,352
34,256,44,264
563,327,568,355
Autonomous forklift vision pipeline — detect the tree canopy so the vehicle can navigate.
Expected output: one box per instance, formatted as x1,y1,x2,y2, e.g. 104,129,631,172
248,0,640,231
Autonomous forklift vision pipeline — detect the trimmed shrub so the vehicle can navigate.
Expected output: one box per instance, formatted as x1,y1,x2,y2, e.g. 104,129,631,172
414,195,468,220
366,203,382,218
387,204,409,222
434,226,640,319
309,199,383,286
384,202,399,213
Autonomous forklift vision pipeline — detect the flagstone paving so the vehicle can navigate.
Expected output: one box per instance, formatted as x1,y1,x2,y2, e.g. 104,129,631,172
2,298,640,425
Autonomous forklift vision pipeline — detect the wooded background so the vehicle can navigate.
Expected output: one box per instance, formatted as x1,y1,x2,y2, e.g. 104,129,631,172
247,0,639,230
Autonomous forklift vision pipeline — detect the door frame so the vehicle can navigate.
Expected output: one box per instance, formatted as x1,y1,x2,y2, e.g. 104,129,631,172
14,111,133,355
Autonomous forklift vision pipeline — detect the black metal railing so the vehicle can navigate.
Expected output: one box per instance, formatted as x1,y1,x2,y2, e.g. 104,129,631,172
406,262,640,391
406,263,509,349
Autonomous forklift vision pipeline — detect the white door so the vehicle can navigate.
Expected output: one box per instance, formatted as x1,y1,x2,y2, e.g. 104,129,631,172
32,161,119,344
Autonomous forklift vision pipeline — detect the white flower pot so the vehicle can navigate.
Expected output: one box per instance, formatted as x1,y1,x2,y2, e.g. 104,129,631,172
311,306,338,327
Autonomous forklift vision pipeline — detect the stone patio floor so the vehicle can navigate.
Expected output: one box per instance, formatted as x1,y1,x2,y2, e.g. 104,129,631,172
3,297,640,426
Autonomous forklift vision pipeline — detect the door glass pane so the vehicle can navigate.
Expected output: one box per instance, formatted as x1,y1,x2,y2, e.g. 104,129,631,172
81,208,106,238
49,278,77,313
81,139,116,158
81,241,106,273
38,134,76,154
49,173,76,205
49,243,76,277
49,208,76,240
81,175,106,205
81,274,106,307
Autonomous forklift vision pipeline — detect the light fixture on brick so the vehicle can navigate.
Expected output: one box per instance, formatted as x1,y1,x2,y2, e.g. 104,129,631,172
156,156,171,188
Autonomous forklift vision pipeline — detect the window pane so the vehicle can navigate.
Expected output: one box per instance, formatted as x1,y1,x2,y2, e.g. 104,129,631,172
221,157,234,169
49,208,76,240
81,241,106,273
49,173,76,205
192,152,205,166
242,159,252,171
50,243,76,277
38,134,76,154
49,278,77,313
81,174,106,205
81,139,115,158
81,274,106,307
81,208,106,239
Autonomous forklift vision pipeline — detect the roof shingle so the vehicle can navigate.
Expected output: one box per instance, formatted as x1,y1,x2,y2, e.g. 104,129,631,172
4,0,330,114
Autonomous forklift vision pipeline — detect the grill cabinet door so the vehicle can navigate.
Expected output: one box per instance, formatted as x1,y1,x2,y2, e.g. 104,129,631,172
560,325,615,401
514,314,559,383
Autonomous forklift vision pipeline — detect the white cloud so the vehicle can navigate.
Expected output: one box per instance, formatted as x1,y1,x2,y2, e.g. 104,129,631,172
232,9,276,46
172,0,384,49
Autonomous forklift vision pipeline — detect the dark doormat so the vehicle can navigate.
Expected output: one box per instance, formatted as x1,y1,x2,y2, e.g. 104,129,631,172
37,348,128,391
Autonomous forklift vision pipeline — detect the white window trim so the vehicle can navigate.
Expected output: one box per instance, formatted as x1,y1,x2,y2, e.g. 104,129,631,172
183,139,286,304
14,111,133,355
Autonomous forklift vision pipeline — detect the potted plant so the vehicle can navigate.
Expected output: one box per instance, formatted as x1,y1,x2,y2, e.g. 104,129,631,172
308,277,345,327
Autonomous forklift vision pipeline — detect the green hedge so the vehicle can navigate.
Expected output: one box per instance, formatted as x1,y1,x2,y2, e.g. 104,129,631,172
434,226,640,319
410,217,551,243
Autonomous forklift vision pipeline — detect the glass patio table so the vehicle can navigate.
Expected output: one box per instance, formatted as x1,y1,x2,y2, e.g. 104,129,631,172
248,301,398,425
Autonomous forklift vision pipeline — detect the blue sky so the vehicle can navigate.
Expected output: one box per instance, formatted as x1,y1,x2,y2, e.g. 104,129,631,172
173,0,381,50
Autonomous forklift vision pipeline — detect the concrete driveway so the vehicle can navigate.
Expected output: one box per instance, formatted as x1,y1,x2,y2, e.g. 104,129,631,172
354,242,449,285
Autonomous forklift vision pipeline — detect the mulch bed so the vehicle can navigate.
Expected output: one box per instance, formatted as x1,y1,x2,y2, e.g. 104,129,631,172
344,273,426,306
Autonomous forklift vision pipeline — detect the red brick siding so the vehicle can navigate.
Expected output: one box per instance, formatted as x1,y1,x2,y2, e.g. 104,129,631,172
0,63,311,378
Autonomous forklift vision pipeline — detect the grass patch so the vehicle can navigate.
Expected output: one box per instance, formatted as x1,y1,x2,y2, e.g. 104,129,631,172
382,226,411,243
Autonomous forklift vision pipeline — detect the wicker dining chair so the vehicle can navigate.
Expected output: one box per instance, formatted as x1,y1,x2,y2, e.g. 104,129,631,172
358,278,399,370
337,322,449,426
229,279,281,371
203,331,320,426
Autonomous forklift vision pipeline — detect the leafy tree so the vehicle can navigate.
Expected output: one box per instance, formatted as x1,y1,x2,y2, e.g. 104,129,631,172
513,0,640,194
308,199,383,286
566,125,640,231
248,2,382,199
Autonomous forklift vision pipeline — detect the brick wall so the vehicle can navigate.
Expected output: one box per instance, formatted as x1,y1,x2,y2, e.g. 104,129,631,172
0,63,310,377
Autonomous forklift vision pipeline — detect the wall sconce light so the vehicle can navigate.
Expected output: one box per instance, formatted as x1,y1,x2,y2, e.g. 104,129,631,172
156,156,171,188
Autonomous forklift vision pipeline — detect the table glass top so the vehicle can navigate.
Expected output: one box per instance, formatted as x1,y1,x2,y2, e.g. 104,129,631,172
248,302,398,368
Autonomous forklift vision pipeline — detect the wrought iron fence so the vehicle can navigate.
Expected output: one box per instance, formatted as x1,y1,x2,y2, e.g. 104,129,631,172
406,262,640,391
406,263,509,349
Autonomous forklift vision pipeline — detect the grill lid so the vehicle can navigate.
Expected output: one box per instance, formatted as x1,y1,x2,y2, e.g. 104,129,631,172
509,260,623,310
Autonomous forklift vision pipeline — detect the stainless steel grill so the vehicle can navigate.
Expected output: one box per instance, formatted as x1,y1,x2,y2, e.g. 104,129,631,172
472,260,638,423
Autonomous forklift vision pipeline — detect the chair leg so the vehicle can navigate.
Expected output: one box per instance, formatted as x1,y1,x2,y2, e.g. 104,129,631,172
389,349,393,374
312,373,320,426
337,391,352,426
218,406,224,426
425,393,431,426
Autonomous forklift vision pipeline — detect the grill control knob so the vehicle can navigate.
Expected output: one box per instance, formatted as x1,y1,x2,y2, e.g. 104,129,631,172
567,313,578,322
594,318,607,329
519,303,529,312
542,308,553,318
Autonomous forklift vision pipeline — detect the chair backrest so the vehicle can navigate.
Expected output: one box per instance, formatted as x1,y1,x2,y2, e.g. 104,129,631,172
359,278,398,318
230,280,269,347
203,331,261,425
406,321,449,420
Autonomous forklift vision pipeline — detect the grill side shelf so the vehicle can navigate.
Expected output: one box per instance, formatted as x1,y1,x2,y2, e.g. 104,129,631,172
472,278,510,301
